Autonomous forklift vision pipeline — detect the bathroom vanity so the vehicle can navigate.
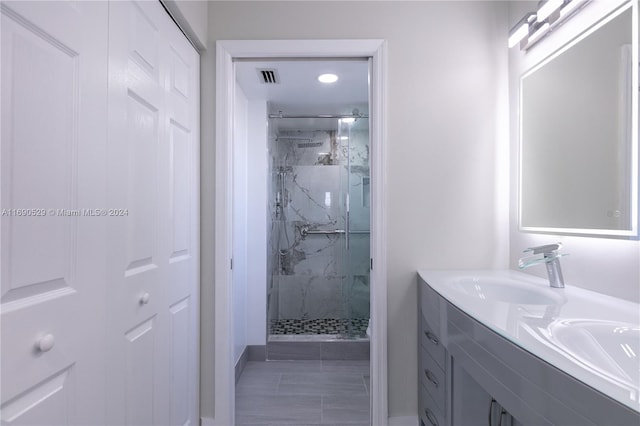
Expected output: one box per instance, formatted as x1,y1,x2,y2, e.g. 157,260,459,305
418,270,640,426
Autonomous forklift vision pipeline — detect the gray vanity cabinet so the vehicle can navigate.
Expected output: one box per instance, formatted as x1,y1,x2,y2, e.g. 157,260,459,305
419,279,518,426
418,281,452,426
418,275,640,426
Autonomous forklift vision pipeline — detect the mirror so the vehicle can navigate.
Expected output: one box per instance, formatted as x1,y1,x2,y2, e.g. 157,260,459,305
519,5,637,236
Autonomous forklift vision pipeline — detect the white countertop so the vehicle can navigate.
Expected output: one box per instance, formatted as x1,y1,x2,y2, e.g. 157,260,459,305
418,269,640,413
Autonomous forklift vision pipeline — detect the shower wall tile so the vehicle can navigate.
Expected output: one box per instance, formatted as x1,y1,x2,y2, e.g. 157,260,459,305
287,165,341,224
348,174,371,232
277,130,337,166
291,233,342,276
349,275,370,319
278,275,343,320
347,235,370,277
350,129,370,168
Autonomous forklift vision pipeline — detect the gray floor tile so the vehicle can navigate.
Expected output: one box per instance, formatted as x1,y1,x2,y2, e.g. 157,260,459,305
236,372,281,396
321,360,370,374
322,394,370,424
278,372,367,396
235,360,370,425
236,394,321,424
243,360,323,374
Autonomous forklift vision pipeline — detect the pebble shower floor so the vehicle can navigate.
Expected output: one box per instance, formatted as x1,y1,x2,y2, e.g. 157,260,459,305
269,318,369,336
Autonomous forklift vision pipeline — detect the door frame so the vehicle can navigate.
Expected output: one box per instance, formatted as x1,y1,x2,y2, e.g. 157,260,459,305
214,39,388,426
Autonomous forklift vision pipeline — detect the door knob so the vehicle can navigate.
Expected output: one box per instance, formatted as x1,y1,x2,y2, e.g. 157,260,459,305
37,334,55,352
139,292,150,305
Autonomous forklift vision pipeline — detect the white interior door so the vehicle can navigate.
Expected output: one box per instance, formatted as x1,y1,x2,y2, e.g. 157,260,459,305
0,1,109,425
106,1,200,425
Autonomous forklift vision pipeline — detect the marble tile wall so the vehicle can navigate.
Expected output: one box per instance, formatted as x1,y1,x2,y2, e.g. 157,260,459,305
267,122,371,330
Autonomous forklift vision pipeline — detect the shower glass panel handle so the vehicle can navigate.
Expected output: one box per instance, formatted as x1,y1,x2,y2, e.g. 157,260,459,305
345,197,350,250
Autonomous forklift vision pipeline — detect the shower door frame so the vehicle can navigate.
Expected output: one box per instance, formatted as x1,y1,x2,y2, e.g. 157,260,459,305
214,39,388,426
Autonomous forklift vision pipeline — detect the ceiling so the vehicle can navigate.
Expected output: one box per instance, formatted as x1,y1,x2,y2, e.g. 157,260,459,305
235,59,369,130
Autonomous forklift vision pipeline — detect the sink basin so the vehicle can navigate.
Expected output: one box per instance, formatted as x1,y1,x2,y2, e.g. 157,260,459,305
450,277,561,305
418,269,640,412
548,319,640,387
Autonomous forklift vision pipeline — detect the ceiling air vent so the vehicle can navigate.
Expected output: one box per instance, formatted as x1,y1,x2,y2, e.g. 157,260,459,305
258,68,279,84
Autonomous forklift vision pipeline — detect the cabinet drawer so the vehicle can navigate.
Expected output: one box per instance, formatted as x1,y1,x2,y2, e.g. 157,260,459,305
420,348,446,412
421,317,446,370
419,382,447,426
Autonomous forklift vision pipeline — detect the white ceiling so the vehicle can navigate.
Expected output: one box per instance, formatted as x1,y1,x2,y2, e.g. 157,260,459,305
235,59,369,129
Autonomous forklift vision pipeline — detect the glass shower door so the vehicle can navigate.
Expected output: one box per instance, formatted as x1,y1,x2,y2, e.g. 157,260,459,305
338,117,371,339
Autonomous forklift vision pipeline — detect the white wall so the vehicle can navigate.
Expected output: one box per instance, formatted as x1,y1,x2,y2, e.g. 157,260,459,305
507,0,640,303
233,84,249,364
246,100,268,346
162,0,208,50
200,1,509,419
231,93,268,364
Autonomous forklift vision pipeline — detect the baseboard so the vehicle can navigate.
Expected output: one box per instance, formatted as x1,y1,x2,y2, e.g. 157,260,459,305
248,344,266,361
388,415,420,426
235,345,267,383
234,346,249,384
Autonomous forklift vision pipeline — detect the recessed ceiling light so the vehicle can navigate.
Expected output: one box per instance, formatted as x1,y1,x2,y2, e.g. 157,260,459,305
318,73,338,84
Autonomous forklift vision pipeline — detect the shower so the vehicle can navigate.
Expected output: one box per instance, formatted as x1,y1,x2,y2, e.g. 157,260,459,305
266,111,371,351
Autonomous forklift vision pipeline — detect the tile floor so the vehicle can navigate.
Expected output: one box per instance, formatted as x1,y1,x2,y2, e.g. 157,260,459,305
235,360,371,425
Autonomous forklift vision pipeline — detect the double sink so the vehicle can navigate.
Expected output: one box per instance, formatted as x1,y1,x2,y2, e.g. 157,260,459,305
418,270,640,413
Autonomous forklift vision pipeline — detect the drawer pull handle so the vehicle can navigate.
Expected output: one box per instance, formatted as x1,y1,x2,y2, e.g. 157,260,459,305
425,408,439,426
424,369,439,388
424,331,439,345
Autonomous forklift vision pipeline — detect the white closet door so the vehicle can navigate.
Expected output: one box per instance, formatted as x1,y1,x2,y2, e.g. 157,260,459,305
164,18,200,426
106,1,200,425
0,2,108,425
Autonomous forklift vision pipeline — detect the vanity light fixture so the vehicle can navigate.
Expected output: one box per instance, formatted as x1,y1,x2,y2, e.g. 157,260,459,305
318,73,338,84
559,0,589,18
508,13,537,48
528,22,551,46
509,0,592,50
537,0,563,22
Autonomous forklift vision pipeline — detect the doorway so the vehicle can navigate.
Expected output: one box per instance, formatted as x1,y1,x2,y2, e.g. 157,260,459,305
214,39,387,426
234,58,371,359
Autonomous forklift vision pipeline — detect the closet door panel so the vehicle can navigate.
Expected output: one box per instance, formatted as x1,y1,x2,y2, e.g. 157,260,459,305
107,1,199,425
165,31,200,426
0,1,108,425
106,1,168,425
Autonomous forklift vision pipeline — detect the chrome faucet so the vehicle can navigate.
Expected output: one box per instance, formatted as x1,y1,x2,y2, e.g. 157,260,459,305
518,243,566,288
